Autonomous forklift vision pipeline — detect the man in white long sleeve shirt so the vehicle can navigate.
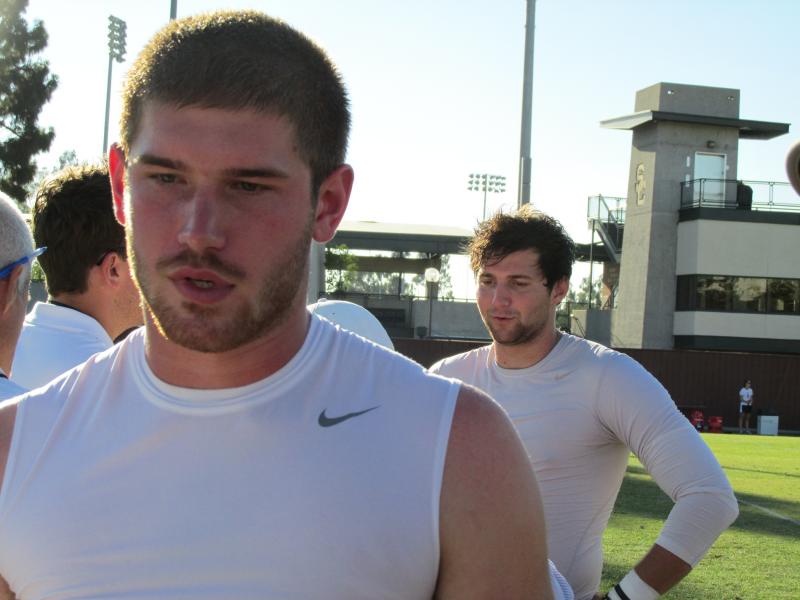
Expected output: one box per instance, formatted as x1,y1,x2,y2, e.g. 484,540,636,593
431,206,739,600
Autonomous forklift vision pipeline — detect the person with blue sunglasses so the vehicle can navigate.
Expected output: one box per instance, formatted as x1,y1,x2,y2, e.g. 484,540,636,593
0,192,43,400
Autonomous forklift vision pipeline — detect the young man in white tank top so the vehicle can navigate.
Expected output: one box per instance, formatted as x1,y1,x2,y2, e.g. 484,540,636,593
0,12,554,599
431,207,739,600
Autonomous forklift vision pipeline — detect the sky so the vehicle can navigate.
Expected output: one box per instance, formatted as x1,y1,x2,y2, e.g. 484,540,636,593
20,0,800,297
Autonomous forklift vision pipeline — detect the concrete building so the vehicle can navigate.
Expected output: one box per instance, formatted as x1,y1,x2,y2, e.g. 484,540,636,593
596,82,795,352
314,84,796,355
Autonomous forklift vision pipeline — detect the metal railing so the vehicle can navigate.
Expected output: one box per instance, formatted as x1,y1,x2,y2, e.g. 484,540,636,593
680,179,798,212
587,195,626,262
587,194,626,224
320,290,474,304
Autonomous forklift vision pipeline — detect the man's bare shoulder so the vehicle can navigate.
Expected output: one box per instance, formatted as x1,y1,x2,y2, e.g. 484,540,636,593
0,399,19,497
444,383,540,509
436,384,552,599
448,383,515,449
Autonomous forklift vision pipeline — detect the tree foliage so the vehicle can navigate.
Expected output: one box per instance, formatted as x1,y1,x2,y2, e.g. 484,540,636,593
566,276,602,308
325,245,359,294
324,245,454,298
24,148,79,202
0,0,58,205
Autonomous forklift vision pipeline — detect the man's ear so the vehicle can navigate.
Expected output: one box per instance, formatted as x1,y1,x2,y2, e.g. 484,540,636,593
311,164,353,244
550,277,570,306
0,265,24,316
96,251,126,289
108,143,128,226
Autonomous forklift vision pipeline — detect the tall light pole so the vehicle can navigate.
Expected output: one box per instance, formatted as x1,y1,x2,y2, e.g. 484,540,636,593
467,173,507,220
103,15,127,154
518,0,536,207
170,1,177,19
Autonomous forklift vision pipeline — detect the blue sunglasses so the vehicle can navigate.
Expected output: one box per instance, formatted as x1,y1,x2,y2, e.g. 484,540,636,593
0,247,47,280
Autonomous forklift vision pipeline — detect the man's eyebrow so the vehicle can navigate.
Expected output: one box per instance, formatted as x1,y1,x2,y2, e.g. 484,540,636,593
128,154,185,170
127,156,290,180
221,167,290,179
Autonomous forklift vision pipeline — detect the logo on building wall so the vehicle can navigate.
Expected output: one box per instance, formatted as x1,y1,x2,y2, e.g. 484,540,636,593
635,163,647,205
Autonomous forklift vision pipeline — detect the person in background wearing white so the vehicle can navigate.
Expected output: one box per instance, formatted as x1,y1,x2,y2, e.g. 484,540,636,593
12,163,142,389
431,206,739,600
738,379,754,434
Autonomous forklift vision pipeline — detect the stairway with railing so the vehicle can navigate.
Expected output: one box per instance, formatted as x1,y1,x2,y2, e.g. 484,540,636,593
587,195,625,263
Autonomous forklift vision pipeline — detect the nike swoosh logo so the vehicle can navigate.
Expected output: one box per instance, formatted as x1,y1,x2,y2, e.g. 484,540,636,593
318,406,380,428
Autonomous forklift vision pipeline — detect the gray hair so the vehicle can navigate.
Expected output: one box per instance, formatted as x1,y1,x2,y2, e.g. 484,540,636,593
0,191,35,296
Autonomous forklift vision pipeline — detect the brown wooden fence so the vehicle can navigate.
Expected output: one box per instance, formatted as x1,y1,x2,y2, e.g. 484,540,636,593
393,338,800,432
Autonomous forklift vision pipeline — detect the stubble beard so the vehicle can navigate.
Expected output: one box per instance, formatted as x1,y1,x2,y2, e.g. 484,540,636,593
129,220,312,354
483,312,547,348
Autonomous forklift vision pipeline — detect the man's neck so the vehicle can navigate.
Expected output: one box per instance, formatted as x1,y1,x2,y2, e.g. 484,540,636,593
493,327,561,370
50,293,125,341
0,347,12,379
0,324,20,376
143,309,311,390
50,294,100,323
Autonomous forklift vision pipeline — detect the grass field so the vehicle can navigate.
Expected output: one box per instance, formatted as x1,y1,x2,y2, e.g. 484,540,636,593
600,433,800,599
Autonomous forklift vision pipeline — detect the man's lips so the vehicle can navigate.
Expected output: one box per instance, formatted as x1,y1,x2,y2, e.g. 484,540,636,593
490,313,516,320
168,267,235,304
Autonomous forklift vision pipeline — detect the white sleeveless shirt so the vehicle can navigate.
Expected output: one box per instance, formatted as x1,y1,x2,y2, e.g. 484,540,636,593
0,316,459,599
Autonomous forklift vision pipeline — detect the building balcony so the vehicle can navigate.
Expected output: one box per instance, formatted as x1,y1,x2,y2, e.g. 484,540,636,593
680,178,798,213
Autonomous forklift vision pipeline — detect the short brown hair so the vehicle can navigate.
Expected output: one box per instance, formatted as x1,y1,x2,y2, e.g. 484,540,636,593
119,10,350,195
33,163,125,295
468,205,575,290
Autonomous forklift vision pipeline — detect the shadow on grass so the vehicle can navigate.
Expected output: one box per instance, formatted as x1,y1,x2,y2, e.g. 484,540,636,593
721,464,800,479
618,465,799,539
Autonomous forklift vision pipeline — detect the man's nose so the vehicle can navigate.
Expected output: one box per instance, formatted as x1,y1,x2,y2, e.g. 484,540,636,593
176,187,225,252
492,283,513,307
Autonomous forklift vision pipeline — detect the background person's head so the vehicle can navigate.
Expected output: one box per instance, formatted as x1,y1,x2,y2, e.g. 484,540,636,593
787,140,800,196
32,163,142,339
0,191,35,371
119,10,351,196
468,205,576,291
33,163,126,296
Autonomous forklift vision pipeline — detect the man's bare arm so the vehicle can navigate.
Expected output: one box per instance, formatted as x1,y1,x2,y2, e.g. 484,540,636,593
435,384,553,600
635,544,692,593
0,576,14,600
0,401,18,599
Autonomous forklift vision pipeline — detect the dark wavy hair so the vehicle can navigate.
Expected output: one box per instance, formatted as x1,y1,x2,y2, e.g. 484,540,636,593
468,205,575,290
33,163,124,295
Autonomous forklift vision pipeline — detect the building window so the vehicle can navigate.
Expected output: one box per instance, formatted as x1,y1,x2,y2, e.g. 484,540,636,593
732,278,766,312
767,279,800,314
677,275,800,315
695,276,732,310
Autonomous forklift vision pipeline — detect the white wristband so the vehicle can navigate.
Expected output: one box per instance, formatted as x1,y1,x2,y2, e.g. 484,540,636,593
606,569,659,600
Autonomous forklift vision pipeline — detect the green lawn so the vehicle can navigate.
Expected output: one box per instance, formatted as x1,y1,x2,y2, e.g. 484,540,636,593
600,433,800,599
